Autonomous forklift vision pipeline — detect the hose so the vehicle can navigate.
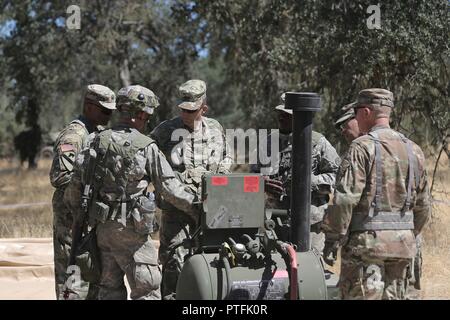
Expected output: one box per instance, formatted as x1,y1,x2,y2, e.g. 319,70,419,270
222,256,233,298
286,244,298,300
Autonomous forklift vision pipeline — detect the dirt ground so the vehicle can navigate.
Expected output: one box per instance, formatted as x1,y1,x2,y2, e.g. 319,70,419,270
0,157,449,299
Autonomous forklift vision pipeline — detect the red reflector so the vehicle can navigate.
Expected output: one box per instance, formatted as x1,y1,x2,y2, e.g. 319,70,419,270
273,270,289,278
244,176,259,193
211,176,229,186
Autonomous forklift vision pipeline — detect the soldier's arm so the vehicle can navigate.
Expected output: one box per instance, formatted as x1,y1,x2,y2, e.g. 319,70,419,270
321,143,367,240
312,137,341,194
146,143,198,220
412,149,431,236
49,130,84,188
62,152,85,220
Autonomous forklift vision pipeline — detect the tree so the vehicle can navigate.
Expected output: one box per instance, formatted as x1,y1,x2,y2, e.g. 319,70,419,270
175,0,449,153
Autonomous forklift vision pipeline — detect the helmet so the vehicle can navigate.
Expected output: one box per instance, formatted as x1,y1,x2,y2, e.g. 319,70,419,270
117,85,159,114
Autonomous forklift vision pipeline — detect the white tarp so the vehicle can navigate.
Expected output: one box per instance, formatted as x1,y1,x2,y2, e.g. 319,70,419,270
0,238,55,300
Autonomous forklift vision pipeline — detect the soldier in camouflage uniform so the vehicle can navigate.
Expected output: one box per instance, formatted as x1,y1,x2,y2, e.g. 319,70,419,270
150,79,232,300
65,85,199,300
334,101,422,298
49,84,116,300
334,102,361,144
253,96,341,254
321,88,431,300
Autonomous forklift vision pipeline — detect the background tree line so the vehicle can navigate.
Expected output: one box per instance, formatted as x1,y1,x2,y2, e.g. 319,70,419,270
0,0,448,166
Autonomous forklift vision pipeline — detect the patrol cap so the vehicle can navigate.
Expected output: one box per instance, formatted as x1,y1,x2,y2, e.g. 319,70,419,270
356,88,394,108
177,79,206,111
116,85,159,115
334,102,356,128
275,92,292,114
275,104,292,115
84,84,116,110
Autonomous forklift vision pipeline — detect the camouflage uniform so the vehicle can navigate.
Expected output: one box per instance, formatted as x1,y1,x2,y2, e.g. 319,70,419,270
150,79,232,300
322,89,431,300
49,84,116,300
252,103,341,253
65,85,198,300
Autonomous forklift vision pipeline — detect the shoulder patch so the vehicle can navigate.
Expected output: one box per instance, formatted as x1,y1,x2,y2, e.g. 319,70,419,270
58,144,76,172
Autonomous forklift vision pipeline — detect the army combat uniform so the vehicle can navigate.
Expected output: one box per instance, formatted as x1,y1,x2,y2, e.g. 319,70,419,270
49,84,116,300
150,79,232,300
65,85,198,300
322,89,431,300
252,102,341,253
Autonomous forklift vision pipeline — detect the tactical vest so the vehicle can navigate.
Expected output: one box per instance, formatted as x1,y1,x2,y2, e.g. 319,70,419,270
350,129,419,231
86,128,155,228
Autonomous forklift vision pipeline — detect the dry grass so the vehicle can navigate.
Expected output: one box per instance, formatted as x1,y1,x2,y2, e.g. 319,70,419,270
0,159,54,238
420,155,450,300
0,155,449,299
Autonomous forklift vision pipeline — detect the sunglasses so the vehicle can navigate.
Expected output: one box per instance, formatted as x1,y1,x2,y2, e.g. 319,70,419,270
181,108,199,114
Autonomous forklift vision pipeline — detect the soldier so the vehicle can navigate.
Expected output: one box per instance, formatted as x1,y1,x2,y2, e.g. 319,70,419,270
321,88,431,300
49,84,116,300
150,79,232,300
334,102,361,144
254,96,341,254
65,85,200,300
333,101,422,298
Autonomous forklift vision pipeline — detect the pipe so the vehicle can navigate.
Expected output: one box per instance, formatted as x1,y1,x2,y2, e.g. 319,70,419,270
285,92,321,252
286,244,298,300
222,256,233,298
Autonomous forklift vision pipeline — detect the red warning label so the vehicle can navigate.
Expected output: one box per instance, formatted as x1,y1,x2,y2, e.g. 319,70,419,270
211,176,229,186
244,176,260,193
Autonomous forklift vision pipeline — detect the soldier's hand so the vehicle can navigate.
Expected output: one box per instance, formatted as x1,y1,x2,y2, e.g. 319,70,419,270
323,240,339,266
263,177,285,196
310,221,322,234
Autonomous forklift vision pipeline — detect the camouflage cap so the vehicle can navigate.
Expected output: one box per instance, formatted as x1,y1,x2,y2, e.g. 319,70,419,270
356,88,394,108
116,85,159,115
335,102,356,128
275,92,292,114
275,104,292,115
84,84,116,110
178,79,207,110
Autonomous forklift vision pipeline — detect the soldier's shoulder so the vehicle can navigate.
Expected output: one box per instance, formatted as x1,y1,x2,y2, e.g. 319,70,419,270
151,116,183,137
353,133,374,146
312,130,328,144
56,120,88,146
312,130,324,139
347,134,374,156
408,139,426,164
205,117,224,131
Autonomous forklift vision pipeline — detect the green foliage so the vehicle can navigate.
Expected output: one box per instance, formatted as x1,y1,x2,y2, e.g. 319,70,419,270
177,0,449,149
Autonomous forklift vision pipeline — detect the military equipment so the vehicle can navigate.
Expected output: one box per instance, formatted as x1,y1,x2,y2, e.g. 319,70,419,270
176,92,339,300
63,136,101,299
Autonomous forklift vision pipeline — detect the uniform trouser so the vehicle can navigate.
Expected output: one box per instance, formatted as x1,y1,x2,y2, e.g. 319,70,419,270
96,220,161,300
52,189,100,300
339,245,410,300
158,209,196,300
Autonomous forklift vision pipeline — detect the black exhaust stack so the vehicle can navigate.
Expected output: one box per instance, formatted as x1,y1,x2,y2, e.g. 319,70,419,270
285,92,321,252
